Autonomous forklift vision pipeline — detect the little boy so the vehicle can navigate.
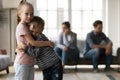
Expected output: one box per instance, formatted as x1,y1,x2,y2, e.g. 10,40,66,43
19,16,63,80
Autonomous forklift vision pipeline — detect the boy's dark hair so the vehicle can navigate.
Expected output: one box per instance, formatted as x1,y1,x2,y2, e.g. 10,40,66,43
62,21,71,29
30,16,45,30
93,20,102,28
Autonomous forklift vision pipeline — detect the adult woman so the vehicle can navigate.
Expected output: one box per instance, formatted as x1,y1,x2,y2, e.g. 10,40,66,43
55,21,79,67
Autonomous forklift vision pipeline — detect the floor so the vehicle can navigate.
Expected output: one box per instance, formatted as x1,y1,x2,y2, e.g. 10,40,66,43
0,65,120,80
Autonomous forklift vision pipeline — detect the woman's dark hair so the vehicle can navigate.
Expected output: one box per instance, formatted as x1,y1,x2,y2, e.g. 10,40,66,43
93,20,102,28
62,21,71,29
30,16,45,30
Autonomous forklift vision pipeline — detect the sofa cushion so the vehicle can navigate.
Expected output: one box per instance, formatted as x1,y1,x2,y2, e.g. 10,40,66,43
77,40,85,53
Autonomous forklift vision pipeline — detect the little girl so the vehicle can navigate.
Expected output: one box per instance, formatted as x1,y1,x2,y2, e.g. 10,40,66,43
14,1,53,80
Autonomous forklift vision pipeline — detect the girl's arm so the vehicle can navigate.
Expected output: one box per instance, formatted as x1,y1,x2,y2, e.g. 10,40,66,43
24,33,54,47
17,42,42,57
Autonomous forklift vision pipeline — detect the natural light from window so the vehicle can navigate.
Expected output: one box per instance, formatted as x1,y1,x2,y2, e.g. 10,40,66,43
36,0,103,40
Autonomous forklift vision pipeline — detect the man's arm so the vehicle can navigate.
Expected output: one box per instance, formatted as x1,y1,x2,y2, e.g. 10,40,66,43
87,33,106,49
105,41,112,54
102,33,113,54
92,44,106,49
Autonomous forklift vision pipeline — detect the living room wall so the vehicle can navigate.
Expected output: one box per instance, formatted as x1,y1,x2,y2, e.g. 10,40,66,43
0,0,36,61
0,9,17,61
106,0,120,55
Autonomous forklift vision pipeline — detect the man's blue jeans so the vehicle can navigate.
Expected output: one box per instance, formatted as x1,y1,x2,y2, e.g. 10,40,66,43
84,48,112,69
54,47,79,64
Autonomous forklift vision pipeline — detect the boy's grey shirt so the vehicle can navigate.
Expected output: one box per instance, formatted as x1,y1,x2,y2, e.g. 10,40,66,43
25,33,60,70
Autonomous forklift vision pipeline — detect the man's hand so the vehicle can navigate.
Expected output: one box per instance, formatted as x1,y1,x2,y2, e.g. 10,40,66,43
105,45,112,55
62,46,68,51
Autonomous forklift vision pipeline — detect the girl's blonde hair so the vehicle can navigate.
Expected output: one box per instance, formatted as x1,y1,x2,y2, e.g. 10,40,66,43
17,0,34,24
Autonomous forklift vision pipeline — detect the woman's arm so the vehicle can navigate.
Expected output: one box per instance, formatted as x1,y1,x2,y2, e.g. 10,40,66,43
57,32,65,49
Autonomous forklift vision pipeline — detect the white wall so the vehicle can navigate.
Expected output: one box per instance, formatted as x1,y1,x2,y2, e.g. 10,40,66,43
0,9,11,55
106,0,120,55
0,9,17,61
2,0,36,9
11,10,17,61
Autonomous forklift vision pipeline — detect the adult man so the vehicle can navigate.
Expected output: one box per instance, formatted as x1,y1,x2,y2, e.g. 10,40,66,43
83,20,112,72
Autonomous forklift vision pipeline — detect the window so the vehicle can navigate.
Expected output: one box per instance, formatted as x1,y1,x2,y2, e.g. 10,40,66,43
71,0,103,39
36,0,103,40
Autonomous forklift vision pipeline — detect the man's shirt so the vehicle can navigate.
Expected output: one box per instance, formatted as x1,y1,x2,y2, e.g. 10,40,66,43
83,30,110,54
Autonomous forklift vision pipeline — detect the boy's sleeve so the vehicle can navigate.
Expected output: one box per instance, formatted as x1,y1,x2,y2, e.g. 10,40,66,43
24,46,42,57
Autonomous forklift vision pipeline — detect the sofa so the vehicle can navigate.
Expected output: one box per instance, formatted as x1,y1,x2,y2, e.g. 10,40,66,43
0,55,11,74
62,40,120,69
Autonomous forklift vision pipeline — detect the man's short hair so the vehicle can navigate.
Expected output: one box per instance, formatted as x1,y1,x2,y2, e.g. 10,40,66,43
30,16,45,29
93,20,102,28
62,21,71,29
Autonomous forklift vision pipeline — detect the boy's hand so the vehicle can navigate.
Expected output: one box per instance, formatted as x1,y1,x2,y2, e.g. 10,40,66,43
49,41,54,48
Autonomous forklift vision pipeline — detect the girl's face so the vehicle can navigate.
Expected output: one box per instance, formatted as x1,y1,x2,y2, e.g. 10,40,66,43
19,5,33,23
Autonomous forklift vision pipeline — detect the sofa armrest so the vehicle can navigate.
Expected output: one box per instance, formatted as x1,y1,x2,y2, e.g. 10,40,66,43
117,47,120,64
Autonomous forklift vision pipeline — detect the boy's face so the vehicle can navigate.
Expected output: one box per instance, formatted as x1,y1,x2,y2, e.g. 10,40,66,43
29,24,43,37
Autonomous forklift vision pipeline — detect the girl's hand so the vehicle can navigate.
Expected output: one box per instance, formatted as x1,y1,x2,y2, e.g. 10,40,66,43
49,41,54,48
17,42,26,50
16,42,26,54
